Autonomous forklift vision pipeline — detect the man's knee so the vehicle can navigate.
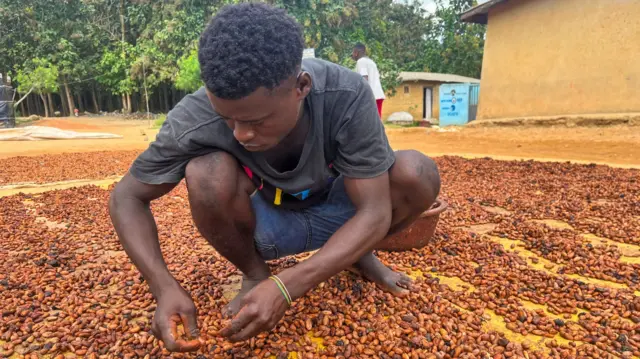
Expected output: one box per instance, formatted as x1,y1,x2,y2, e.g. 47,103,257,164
391,150,441,207
185,151,251,206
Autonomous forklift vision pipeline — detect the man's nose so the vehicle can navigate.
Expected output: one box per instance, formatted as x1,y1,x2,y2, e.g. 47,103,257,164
233,122,256,144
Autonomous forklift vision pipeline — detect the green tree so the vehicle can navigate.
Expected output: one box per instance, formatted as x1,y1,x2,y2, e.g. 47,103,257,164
175,48,202,92
1,0,481,116
424,0,486,79
15,58,59,117
97,46,136,112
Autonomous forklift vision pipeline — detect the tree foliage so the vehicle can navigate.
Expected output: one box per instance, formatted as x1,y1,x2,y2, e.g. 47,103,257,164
423,0,486,79
175,48,202,92
15,58,59,95
0,0,485,116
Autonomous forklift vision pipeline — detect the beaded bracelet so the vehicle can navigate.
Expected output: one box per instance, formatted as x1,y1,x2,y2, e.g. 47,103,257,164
269,275,291,306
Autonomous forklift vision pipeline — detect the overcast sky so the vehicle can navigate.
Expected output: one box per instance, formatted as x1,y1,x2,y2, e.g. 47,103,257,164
412,0,490,14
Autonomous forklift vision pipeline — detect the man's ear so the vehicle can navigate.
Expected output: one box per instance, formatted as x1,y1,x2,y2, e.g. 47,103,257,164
296,72,312,100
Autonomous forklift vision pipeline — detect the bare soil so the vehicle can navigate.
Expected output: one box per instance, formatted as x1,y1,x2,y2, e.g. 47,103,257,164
2,117,640,169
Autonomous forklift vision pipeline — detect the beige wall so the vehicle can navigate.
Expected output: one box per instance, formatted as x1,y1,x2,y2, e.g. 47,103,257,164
383,81,441,121
478,0,640,120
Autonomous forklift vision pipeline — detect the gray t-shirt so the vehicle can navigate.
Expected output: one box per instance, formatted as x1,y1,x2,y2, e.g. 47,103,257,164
130,58,395,210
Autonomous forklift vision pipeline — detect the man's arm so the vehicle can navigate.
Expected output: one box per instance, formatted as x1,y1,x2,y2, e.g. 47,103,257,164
356,60,370,82
109,173,179,294
278,173,392,298
110,174,202,352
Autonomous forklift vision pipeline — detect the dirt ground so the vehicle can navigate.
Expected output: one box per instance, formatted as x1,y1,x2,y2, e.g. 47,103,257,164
0,118,156,158
2,117,640,168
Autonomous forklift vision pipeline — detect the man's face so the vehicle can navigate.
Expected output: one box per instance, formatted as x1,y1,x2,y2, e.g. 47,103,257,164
206,74,311,152
351,49,358,61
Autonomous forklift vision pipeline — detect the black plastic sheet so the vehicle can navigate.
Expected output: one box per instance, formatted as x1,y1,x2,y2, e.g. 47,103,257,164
0,85,16,128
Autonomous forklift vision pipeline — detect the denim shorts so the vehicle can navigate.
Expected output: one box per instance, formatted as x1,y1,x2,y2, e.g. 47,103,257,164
251,175,356,260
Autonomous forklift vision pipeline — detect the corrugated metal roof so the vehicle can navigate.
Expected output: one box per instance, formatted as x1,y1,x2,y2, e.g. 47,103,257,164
399,72,481,84
460,0,509,24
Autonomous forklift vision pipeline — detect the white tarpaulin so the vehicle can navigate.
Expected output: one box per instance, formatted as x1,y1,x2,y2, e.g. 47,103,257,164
0,126,123,141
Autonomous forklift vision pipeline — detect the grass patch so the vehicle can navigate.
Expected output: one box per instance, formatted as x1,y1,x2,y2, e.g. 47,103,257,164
384,122,419,129
153,114,167,129
15,117,38,127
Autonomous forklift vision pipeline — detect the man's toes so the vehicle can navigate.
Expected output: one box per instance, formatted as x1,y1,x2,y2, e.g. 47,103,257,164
391,286,410,297
397,275,413,286
222,305,234,318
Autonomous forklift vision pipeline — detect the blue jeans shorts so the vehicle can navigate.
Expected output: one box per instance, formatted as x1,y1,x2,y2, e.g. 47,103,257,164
251,175,356,260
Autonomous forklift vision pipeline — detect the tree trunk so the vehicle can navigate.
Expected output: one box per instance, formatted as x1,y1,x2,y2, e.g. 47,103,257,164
132,93,138,113
155,91,161,113
161,85,167,112
76,92,85,113
39,94,45,116
91,86,100,113
75,92,84,113
171,87,178,109
59,92,69,116
19,97,26,117
40,94,50,118
47,93,55,116
64,79,75,115
34,94,42,116
28,93,36,117
25,94,32,117
127,93,132,113
144,83,150,116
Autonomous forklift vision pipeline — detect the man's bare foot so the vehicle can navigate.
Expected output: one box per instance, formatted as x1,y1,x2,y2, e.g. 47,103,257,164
351,252,413,297
223,275,264,317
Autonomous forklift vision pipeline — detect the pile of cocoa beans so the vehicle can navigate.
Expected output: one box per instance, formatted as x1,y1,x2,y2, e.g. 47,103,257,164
0,155,638,358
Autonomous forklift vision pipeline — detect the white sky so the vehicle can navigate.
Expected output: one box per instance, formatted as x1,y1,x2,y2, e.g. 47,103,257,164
402,0,491,14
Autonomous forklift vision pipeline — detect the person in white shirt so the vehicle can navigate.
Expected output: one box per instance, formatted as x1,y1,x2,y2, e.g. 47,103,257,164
352,43,386,119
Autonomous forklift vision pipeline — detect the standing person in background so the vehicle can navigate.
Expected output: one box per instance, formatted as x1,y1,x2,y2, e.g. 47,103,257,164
352,43,386,119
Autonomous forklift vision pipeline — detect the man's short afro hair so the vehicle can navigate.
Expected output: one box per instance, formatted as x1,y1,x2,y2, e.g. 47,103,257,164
198,3,304,100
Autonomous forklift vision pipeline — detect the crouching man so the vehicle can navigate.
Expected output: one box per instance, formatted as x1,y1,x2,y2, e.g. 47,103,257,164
109,2,441,352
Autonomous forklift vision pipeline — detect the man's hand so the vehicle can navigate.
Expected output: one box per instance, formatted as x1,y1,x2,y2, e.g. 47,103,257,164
151,285,203,352
220,278,289,342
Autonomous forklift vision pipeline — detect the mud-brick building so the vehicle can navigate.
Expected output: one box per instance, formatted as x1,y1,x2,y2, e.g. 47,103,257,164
383,72,480,122
461,0,640,121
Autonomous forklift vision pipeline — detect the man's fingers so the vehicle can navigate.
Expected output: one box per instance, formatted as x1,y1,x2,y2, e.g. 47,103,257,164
157,317,180,352
228,320,264,343
180,313,200,339
175,339,203,352
156,314,202,352
220,307,255,338
169,314,180,340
